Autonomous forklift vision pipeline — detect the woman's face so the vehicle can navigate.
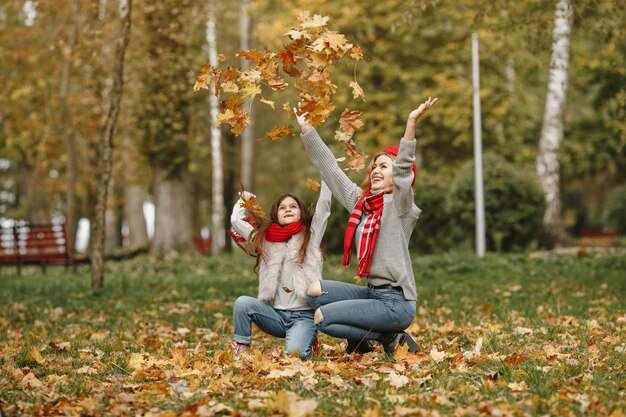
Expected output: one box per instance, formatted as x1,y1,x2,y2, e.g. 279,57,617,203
277,196,302,226
369,154,394,192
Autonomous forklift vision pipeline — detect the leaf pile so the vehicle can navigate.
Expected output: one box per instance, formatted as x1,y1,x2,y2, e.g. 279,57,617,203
193,10,368,171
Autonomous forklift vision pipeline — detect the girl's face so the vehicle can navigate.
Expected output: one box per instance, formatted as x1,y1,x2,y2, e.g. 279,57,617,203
369,154,394,192
277,196,302,226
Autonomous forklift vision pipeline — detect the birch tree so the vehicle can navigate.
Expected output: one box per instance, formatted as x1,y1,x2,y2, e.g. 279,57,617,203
536,0,573,248
207,0,225,255
60,0,79,252
239,0,255,190
91,0,132,289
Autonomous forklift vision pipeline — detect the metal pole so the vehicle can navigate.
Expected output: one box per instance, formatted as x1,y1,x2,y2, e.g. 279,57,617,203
472,33,486,257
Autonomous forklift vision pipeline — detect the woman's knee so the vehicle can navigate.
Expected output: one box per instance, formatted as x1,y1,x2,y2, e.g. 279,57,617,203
313,308,324,324
233,295,255,312
307,280,322,297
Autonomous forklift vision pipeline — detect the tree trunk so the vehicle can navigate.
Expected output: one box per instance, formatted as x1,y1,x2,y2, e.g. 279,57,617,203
60,0,79,252
207,0,225,255
239,0,255,190
104,179,119,253
535,0,573,249
91,0,132,289
123,184,149,251
150,164,194,258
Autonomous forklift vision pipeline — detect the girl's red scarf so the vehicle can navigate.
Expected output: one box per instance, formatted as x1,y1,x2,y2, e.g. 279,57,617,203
265,222,303,242
342,191,387,277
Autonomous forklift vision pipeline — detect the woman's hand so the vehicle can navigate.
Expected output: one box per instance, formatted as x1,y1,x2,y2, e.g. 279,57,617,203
407,97,438,125
293,107,313,134
403,97,438,141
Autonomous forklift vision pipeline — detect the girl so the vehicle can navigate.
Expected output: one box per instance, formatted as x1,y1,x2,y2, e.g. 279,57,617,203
229,183,331,359
294,97,438,355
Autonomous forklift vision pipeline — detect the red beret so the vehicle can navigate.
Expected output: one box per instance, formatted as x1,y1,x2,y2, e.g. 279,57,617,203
382,145,416,186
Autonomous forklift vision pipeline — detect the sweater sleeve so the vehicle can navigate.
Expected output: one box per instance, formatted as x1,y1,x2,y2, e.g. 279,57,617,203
230,198,254,241
392,138,418,216
310,181,332,248
301,129,361,212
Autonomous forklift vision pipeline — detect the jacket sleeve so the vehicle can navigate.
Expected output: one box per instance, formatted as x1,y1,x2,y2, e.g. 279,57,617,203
392,138,420,217
310,181,332,248
301,129,361,212
230,198,254,241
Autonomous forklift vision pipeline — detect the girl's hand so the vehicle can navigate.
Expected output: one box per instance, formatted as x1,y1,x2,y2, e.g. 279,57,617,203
407,96,438,125
293,107,313,134
239,191,256,201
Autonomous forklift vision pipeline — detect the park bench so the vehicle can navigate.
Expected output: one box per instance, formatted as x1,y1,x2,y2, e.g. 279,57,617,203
0,223,88,275
575,230,620,248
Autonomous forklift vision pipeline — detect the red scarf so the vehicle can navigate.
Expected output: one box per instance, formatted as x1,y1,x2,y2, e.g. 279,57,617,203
265,221,303,242
342,191,387,277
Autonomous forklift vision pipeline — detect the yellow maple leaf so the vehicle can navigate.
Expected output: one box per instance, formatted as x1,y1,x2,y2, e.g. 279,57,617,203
393,342,409,361
306,178,321,192
267,125,294,141
350,46,364,60
217,53,225,62
349,80,365,101
312,31,352,58
27,346,45,364
193,64,213,92
299,12,329,29
240,80,262,100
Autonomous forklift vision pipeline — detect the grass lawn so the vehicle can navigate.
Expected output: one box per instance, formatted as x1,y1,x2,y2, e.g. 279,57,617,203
1,250,625,416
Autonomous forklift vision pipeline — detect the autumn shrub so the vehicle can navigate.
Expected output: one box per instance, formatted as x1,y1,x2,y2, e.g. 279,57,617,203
603,184,626,234
446,153,545,251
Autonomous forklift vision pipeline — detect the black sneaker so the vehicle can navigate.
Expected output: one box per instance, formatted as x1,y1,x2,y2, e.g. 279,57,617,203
382,332,420,354
345,339,374,354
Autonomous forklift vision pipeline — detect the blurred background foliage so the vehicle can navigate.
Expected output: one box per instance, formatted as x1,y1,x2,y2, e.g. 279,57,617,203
0,0,624,255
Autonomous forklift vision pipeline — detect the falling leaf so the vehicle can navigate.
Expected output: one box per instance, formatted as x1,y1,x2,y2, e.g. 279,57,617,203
353,275,362,284
282,287,293,293
269,79,289,91
350,46,364,60
349,81,365,101
339,109,364,136
267,125,294,141
299,13,329,29
306,179,321,192
217,53,225,62
192,64,214,92
260,98,276,109
237,49,264,64
334,130,352,143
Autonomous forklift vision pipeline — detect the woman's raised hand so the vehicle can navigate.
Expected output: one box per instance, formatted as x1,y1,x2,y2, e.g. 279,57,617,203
293,107,313,134
407,97,438,125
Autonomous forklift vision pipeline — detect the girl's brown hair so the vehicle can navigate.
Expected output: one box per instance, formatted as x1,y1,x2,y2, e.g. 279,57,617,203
246,193,313,275
359,151,397,196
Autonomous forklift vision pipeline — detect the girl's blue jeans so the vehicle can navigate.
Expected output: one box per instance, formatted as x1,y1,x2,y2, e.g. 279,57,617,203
232,295,317,359
306,280,416,343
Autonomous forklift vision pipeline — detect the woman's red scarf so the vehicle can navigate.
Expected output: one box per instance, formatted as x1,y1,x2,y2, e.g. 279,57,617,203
342,191,387,277
265,222,303,242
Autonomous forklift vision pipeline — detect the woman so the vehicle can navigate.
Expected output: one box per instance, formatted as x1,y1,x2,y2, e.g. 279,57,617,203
294,97,438,354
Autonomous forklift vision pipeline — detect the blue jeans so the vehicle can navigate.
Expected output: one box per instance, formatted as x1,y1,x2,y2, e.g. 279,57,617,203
306,280,416,343
232,295,317,359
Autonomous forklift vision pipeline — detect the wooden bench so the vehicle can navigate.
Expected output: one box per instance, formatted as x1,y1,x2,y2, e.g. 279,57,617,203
575,230,620,248
0,223,88,275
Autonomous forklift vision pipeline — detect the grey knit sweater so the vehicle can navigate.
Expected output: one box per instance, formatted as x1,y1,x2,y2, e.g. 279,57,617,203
301,129,420,301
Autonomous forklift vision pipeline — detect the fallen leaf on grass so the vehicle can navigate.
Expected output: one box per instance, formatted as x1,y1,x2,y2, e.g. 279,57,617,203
429,348,445,363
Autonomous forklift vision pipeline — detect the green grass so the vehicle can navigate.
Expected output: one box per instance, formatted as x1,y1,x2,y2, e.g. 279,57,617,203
1,251,625,416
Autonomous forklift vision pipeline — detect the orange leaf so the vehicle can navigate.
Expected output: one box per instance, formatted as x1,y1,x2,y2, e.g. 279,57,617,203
339,109,364,136
306,179,321,192
350,46,364,60
237,49,264,65
193,64,213,92
266,125,294,141
217,53,225,62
